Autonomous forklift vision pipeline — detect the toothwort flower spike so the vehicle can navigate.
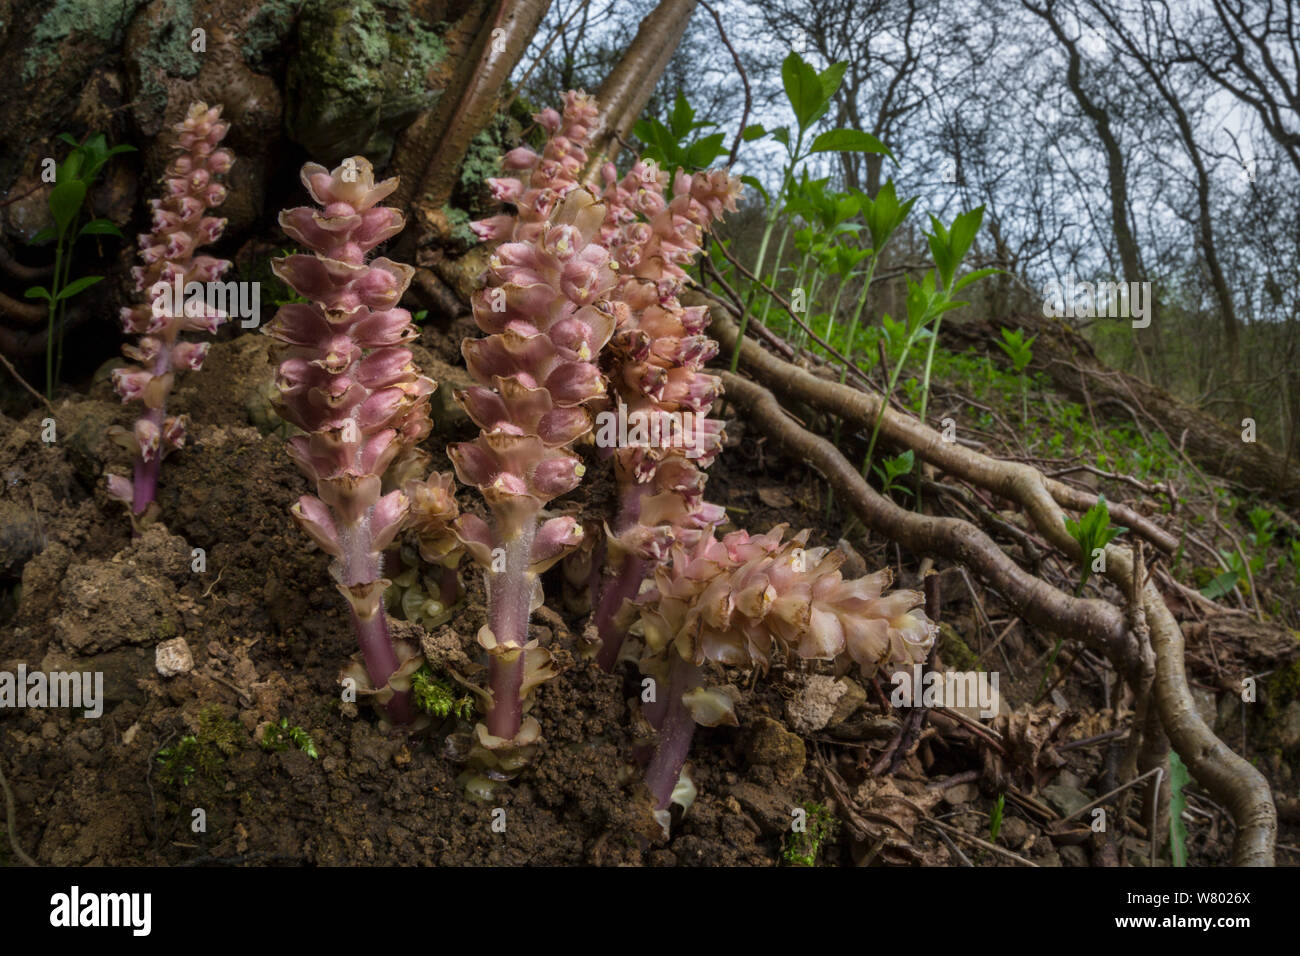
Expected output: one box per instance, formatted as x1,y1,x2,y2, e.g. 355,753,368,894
471,90,600,243
589,162,741,671
636,526,939,809
265,157,435,725
456,91,614,772
107,102,234,516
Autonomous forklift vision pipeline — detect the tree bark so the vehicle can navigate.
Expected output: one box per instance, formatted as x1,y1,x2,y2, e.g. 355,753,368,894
579,0,700,184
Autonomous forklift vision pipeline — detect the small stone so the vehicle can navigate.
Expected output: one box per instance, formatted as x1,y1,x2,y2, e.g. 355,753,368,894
1060,845,1090,867
744,716,806,781
785,675,846,734
155,637,193,678
1041,783,1093,818
999,815,1031,849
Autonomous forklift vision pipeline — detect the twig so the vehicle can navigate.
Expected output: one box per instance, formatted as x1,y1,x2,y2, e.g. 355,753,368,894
0,351,52,411
698,0,751,167
1,740,38,866
930,820,974,865
924,818,1038,866
1058,727,1128,751
707,238,876,389
1056,766,1164,827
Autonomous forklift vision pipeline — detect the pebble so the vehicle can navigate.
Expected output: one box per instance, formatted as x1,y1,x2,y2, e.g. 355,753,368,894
154,637,193,678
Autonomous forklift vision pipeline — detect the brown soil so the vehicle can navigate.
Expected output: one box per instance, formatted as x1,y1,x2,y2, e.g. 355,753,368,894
1,319,1295,867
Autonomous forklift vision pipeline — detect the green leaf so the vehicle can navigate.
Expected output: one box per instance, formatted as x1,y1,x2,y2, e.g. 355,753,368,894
55,274,104,300
739,175,769,205
781,51,824,130
809,128,893,159
888,450,915,480
56,132,80,147
770,126,791,149
29,226,57,244
48,179,87,233
23,286,53,302
685,132,728,170
1169,751,1189,867
1199,571,1239,600
948,205,986,263
742,124,766,142
952,266,1003,293
58,152,86,184
79,218,124,238
818,61,848,99
668,91,695,139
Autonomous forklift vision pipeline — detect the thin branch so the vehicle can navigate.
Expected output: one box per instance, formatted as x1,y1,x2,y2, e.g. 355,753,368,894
698,0,751,166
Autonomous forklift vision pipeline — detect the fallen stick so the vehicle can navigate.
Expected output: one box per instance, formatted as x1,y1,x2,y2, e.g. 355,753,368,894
720,366,1275,865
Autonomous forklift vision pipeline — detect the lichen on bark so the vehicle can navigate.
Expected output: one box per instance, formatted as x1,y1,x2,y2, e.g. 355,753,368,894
285,0,448,163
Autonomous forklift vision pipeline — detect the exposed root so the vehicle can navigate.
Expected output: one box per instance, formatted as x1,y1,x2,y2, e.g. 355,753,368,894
0,741,37,867
717,333,1276,865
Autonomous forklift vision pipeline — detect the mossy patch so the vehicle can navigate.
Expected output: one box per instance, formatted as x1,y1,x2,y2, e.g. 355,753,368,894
130,0,204,115
241,0,306,68
23,0,147,83
938,622,981,672
285,0,447,162
783,802,838,866
155,704,244,788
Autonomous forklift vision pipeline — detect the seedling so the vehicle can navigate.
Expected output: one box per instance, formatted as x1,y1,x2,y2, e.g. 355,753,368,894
260,718,319,760
995,327,1036,428
873,450,915,498
989,793,1005,843
25,131,135,397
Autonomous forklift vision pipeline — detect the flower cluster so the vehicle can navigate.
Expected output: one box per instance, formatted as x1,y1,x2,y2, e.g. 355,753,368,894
589,160,740,669
108,102,234,516
471,90,600,243
265,156,435,724
636,525,938,807
452,179,618,770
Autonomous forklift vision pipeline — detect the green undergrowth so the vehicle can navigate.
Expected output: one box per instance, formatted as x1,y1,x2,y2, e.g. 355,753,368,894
155,705,244,789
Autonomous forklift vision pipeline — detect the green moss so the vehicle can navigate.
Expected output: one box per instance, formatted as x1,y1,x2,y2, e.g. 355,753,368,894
286,0,447,161
411,665,474,720
241,0,305,67
156,705,244,788
152,613,179,640
441,205,477,247
938,622,980,672
23,0,147,82
783,802,838,867
260,717,319,758
131,0,204,115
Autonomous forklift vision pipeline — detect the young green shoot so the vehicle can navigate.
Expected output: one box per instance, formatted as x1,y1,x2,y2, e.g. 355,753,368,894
995,327,1035,429
25,132,134,397
1038,496,1127,699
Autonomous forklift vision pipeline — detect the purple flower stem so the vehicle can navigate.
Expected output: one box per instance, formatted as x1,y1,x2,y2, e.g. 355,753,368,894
350,604,413,725
131,341,174,515
593,483,651,671
486,520,537,740
644,655,702,809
